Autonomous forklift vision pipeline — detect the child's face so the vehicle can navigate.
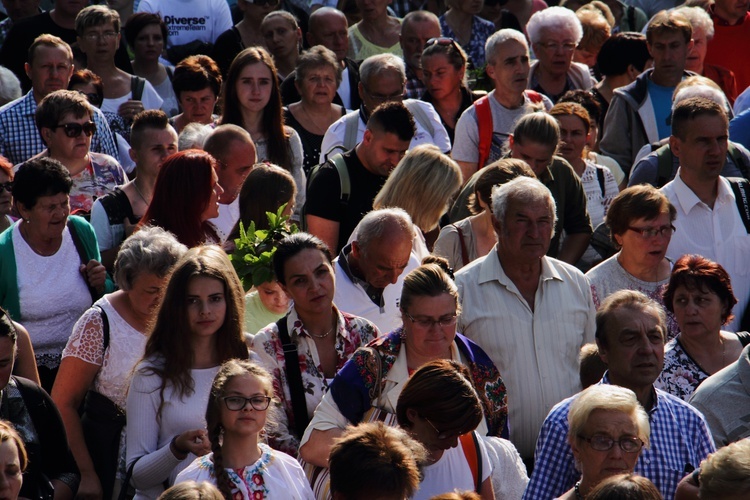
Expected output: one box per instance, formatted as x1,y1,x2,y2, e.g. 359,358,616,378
220,373,270,437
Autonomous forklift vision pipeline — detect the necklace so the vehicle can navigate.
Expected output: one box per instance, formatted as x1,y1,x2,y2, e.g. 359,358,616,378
574,482,584,500
308,325,334,339
133,181,151,205
299,104,335,135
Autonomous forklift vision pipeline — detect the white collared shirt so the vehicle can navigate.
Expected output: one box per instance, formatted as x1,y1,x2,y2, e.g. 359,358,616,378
662,171,750,331
455,249,596,459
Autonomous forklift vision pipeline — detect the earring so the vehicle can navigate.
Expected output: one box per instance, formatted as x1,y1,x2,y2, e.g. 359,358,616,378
24,219,30,224
400,328,407,341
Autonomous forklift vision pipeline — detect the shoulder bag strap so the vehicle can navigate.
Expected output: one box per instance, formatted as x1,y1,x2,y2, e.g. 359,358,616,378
475,96,492,169
451,223,470,267
67,220,101,303
276,317,310,440
93,305,110,354
727,177,750,233
735,330,750,347
459,431,481,492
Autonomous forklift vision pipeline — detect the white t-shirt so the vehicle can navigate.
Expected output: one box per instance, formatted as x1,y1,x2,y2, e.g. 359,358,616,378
413,433,492,500
101,79,164,115
136,0,232,49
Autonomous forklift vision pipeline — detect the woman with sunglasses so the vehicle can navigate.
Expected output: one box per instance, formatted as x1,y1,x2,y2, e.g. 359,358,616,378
33,90,127,217
174,359,314,498
420,37,482,144
439,0,496,69
211,0,280,77
557,385,650,499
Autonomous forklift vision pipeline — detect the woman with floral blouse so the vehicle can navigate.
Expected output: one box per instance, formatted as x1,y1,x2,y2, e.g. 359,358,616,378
250,233,378,455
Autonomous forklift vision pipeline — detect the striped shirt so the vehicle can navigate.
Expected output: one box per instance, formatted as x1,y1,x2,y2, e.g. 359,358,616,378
456,250,596,459
523,374,715,500
0,91,118,165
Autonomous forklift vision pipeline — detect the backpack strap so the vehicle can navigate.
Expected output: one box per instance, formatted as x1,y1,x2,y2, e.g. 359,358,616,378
93,304,110,354
459,431,482,493
329,153,351,204
404,99,435,137
735,330,750,347
276,316,310,440
727,177,750,234
451,223,470,268
654,144,675,188
130,76,146,102
523,89,543,104
67,219,102,303
342,113,360,151
475,96,493,169
596,166,606,197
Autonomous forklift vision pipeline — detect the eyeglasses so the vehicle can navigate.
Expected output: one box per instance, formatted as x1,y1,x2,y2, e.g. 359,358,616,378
423,417,460,440
77,91,103,107
82,31,119,42
627,224,676,239
403,311,457,329
579,434,644,453
0,182,12,193
538,41,577,52
222,395,272,411
51,121,97,138
363,87,404,103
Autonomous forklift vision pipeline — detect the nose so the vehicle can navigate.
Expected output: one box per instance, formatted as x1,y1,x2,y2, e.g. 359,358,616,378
216,183,225,196
386,268,401,285
608,442,625,459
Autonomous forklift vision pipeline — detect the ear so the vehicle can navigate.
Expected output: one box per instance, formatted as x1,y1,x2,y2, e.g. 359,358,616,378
595,337,609,365
669,135,682,159
15,200,30,221
570,436,582,462
128,147,138,163
358,81,365,101
405,408,419,427
491,213,502,235
24,62,32,81
485,61,496,81
351,240,362,260
361,128,373,146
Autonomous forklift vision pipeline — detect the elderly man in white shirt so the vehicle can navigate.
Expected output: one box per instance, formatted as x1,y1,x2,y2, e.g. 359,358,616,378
662,96,750,332
455,176,596,463
319,53,451,162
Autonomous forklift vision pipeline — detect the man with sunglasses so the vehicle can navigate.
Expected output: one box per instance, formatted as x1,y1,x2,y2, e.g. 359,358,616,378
662,97,750,332
524,290,715,500
0,34,118,166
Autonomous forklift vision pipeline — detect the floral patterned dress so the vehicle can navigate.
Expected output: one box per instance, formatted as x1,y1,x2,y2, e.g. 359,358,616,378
175,443,314,500
250,307,378,455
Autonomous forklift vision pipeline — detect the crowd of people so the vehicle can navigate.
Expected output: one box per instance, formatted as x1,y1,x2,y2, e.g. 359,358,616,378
0,0,750,498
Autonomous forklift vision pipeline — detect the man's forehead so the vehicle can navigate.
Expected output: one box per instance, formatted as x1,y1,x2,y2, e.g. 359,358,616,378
610,305,663,333
31,45,72,65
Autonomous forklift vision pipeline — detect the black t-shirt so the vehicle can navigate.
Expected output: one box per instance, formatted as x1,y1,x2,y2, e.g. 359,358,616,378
305,149,387,253
0,12,133,92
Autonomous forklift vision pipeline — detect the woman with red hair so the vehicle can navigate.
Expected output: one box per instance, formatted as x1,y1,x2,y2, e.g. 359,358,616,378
139,150,224,247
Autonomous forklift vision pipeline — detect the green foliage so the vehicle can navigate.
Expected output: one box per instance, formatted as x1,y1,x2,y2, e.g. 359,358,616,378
228,203,298,291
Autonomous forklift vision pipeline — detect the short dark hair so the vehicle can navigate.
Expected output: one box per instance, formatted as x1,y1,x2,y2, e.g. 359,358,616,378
671,97,727,141
130,109,171,150
469,158,535,214
595,290,666,348
35,89,92,136
0,308,18,346
587,474,663,500
68,69,104,107
75,5,120,36
123,12,168,49
597,32,650,77
367,101,416,142
559,89,603,124
605,185,676,246
12,157,73,209
172,55,222,100
663,254,737,325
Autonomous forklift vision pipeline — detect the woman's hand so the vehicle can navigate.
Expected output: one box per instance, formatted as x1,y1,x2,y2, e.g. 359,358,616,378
171,429,211,459
118,100,145,121
81,260,107,294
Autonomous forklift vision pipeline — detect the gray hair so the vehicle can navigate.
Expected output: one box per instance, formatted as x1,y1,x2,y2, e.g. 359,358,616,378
359,54,406,88
355,208,414,252
114,226,189,291
178,122,213,151
673,85,729,114
294,45,342,87
674,6,714,39
0,66,21,106
485,29,528,65
491,176,557,234
527,6,584,45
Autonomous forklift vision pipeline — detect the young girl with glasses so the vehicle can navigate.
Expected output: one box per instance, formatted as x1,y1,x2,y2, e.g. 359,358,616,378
175,359,314,499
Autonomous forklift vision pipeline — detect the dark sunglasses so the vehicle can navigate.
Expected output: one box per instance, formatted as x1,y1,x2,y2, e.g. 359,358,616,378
426,37,459,50
52,121,97,138
0,182,11,193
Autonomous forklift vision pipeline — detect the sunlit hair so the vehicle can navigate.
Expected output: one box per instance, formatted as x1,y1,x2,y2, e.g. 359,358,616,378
646,10,692,45
511,111,561,150
576,8,611,54
485,29,528,66
139,246,249,417
230,163,296,241
605,185,676,247
139,150,220,247
28,34,73,66
699,438,750,499
178,123,213,151
75,5,121,36
469,159,535,214
0,420,27,472
329,422,427,499
172,55,223,100
430,493,481,500
205,360,274,498
550,101,591,133
527,6,584,45
220,47,290,169
130,109,173,151
113,226,188,291
595,290,666,348
397,359,483,436
587,474,663,500
663,254,737,325
35,89,93,136
204,124,255,165
400,256,459,315
579,2,615,29
272,233,332,286
421,37,468,88
374,145,462,232
355,207,413,253
568,385,650,450
672,76,729,113
0,155,12,181
294,45,342,87
674,5,714,39
671,97,727,141
491,176,557,234
359,53,406,87
158,481,223,500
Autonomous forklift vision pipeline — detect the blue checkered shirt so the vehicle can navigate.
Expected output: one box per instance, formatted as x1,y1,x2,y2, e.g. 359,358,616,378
0,91,118,165
522,373,715,500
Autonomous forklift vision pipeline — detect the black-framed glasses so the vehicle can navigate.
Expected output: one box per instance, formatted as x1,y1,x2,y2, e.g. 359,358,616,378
426,37,459,50
222,395,272,411
0,182,12,193
403,311,457,329
627,224,676,239
51,121,96,138
579,434,644,453
82,31,119,42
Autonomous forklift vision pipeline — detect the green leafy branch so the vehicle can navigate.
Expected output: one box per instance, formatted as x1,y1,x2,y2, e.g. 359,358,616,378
228,203,298,291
